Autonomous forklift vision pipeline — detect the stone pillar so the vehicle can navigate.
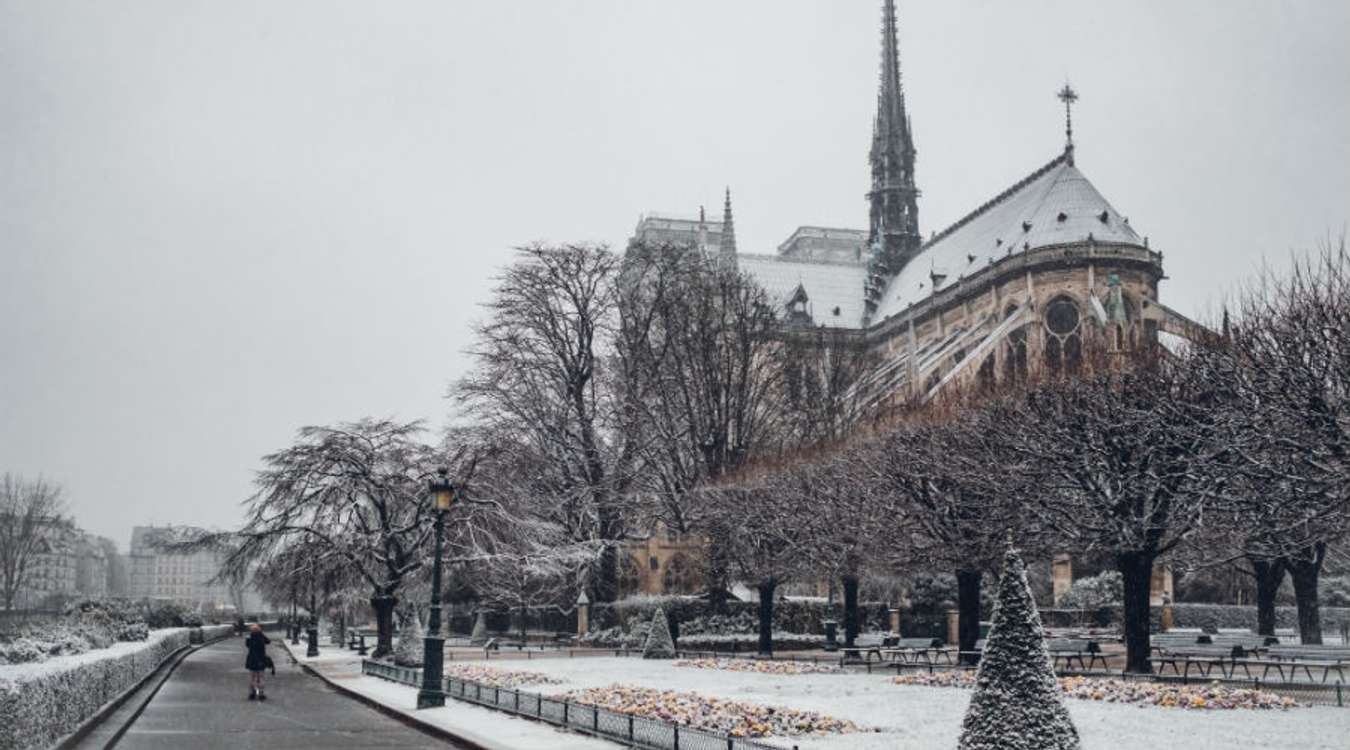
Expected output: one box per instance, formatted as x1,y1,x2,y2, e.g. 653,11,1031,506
945,609,960,647
889,608,901,634
1160,600,1175,633
1149,562,1174,607
575,591,591,639
1052,554,1073,607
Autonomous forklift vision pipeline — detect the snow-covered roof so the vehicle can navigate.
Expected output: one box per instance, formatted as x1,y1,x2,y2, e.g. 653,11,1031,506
738,254,868,328
872,153,1144,321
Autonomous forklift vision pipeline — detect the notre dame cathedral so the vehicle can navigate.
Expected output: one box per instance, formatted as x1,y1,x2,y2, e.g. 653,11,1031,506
621,0,1198,599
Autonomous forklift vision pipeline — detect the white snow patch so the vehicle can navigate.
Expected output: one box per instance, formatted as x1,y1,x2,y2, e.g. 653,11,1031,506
444,655,1350,750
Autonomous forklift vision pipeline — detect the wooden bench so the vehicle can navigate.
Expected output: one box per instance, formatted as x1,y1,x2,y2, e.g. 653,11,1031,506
866,637,944,664
1153,645,1256,678
1046,638,1108,671
1256,646,1350,683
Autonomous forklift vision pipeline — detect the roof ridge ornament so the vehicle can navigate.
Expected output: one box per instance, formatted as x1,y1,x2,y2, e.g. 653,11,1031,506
1057,82,1078,165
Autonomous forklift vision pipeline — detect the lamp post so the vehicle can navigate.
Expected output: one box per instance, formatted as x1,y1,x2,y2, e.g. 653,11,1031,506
290,585,300,645
417,467,455,709
306,568,320,657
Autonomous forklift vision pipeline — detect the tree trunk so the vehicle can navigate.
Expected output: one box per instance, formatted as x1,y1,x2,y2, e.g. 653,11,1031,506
842,574,860,648
956,569,982,665
757,578,776,656
1117,552,1155,673
1286,545,1325,645
520,604,528,644
370,594,398,658
1250,557,1286,637
594,542,619,603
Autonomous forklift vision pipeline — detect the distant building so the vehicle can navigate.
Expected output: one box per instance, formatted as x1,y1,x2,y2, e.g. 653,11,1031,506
128,525,234,608
13,520,109,607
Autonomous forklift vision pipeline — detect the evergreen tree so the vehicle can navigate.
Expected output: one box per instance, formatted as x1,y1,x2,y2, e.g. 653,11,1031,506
393,607,424,667
958,545,1080,750
469,611,488,645
642,607,676,659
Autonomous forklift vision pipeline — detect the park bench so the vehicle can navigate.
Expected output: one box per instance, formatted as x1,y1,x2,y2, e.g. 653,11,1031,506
866,637,942,664
1256,646,1350,683
1153,644,1258,679
1046,638,1108,671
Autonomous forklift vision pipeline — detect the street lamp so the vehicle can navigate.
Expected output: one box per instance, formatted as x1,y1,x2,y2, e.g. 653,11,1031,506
417,467,456,709
306,568,320,657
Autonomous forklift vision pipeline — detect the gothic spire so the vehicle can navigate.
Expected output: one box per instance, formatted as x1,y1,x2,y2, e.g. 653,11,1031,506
865,0,922,320
720,187,738,266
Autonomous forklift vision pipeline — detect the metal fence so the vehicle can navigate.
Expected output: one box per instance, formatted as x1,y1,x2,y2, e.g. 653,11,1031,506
362,659,790,750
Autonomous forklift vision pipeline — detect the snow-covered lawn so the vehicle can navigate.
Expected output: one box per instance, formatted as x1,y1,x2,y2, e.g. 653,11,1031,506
446,655,1350,750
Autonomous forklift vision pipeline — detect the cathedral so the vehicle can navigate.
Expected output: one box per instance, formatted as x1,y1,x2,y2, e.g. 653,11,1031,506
631,0,1203,413
623,1,1200,601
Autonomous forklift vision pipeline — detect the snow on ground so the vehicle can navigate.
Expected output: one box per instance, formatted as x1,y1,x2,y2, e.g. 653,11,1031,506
447,655,1350,750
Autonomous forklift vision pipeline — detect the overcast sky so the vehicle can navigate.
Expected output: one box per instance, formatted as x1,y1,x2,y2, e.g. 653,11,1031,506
2,1,1347,548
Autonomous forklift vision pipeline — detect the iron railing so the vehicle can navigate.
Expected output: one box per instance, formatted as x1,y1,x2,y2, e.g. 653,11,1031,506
362,659,790,749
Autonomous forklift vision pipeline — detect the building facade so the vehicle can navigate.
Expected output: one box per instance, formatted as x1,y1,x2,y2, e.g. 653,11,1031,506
624,0,1195,598
128,525,234,608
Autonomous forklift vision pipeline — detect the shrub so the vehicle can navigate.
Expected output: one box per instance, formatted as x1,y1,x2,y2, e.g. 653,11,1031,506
642,608,675,659
958,547,1080,750
0,629,192,750
1058,571,1123,610
144,600,191,629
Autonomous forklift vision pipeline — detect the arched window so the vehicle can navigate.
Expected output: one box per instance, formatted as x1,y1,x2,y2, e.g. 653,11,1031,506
1043,296,1083,374
617,554,642,598
661,553,701,594
1004,326,1028,382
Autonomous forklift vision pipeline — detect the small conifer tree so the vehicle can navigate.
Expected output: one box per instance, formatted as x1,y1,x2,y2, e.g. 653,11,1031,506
958,545,1080,750
469,611,488,645
642,607,676,659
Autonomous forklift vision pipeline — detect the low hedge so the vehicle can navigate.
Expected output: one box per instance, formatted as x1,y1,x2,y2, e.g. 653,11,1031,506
0,628,193,750
1169,603,1350,633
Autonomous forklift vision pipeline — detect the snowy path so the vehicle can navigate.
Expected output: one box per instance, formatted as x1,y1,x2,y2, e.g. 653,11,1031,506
458,655,1350,750
111,635,458,749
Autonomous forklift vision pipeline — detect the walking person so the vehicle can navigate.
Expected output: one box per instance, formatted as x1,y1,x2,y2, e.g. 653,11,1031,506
244,623,271,701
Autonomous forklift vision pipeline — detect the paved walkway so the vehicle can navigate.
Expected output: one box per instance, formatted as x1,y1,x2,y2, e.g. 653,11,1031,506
112,635,459,749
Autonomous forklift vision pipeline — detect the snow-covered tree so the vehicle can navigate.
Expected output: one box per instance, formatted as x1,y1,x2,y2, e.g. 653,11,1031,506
958,545,1080,750
469,611,488,645
393,605,423,667
642,607,675,659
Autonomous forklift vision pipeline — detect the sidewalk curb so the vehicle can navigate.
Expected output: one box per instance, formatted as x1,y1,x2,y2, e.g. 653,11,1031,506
280,641,499,750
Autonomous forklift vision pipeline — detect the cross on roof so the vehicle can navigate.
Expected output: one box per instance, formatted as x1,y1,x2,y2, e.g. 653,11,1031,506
1057,83,1079,156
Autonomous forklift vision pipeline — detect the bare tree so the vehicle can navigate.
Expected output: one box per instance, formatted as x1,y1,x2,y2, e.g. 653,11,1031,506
700,468,815,656
456,244,636,602
618,244,787,537
1212,241,1350,642
863,410,1031,661
176,419,493,657
0,474,65,611
1005,352,1232,672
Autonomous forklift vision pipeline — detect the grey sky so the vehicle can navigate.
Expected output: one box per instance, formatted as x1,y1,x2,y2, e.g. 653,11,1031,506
2,1,1347,548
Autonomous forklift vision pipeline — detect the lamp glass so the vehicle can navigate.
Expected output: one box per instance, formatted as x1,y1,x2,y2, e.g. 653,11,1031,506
433,487,454,511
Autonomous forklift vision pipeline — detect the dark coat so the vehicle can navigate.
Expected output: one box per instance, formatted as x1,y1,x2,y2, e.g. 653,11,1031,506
244,632,270,672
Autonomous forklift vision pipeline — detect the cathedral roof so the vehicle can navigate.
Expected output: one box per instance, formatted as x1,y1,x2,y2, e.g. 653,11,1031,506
871,152,1144,322
738,254,869,328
